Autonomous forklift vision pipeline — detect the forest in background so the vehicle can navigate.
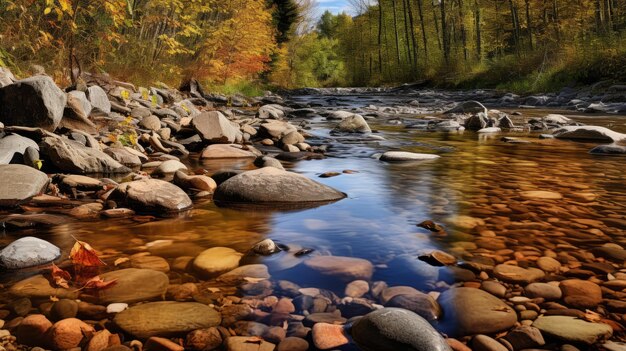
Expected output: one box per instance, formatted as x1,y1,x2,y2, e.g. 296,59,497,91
1,0,626,93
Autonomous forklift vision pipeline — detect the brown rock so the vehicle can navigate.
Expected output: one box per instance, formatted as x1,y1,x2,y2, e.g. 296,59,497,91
15,314,52,347
86,329,112,351
560,279,602,308
48,318,95,350
145,337,184,351
185,327,223,351
277,337,308,351
311,323,349,350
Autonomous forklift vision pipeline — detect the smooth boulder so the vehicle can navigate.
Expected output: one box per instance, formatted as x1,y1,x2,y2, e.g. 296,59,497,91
351,308,451,351
0,237,60,269
533,316,612,344
108,179,192,214
379,151,440,162
303,255,374,282
213,167,346,205
553,126,626,142
192,111,240,143
0,134,39,165
96,268,169,304
334,114,371,133
0,76,67,131
193,247,243,277
0,164,49,207
114,301,221,339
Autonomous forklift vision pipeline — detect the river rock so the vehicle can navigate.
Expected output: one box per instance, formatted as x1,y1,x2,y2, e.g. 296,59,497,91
464,113,488,131
139,115,161,131
152,159,187,175
9,274,79,299
217,264,270,284
192,111,240,143
0,76,67,131
259,120,297,139
384,293,442,321
108,178,192,214
553,126,626,142
41,137,130,174
524,282,562,300
87,85,111,114
493,264,545,284
278,337,308,351
472,335,508,351
193,247,243,277
201,144,257,159
96,268,169,304
48,318,95,350
312,323,350,349
379,151,440,162
173,171,217,192
446,101,488,114
226,336,275,351
15,314,52,346
185,328,223,351
114,301,221,339
104,147,143,168
503,325,545,350
68,90,92,116
254,156,284,170
559,279,602,308
520,190,562,200
351,308,451,351
533,316,612,344
438,287,517,337
213,167,346,205
589,144,626,155
0,164,49,207
303,256,373,282
0,236,60,269
345,280,369,298
258,104,285,119
334,114,371,133
61,93,97,133
0,133,39,165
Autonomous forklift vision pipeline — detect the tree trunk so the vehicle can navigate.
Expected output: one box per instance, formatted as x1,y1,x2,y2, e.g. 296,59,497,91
525,0,533,49
440,0,449,63
458,0,468,61
474,0,481,60
407,0,420,68
402,0,413,67
432,6,442,52
416,0,428,58
392,0,402,65
378,0,383,75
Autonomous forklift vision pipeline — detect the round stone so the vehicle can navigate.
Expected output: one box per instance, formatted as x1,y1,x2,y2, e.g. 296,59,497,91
193,247,243,277
96,268,169,304
493,264,545,284
303,256,374,282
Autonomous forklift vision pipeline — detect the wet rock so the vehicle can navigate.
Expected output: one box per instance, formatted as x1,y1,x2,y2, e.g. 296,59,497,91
480,281,506,298
493,264,545,284
144,336,184,351
385,293,442,321
48,318,95,350
589,144,626,155
251,239,281,255
130,255,170,272
104,147,143,168
304,312,347,326
536,256,561,273
438,287,517,337
9,274,79,299
418,250,456,266
114,301,221,339
533,316,612,344
0,76,67,131
50,299,79,321
173,171,217,192
15,314,52,346
559,279,602,308
519,190,562,200
192,111,241,143
446,101,488,114
217,264,270,284
185,327,223,351
0,133,39,165
108,179,192,214
312,323,349,350
200,144,256,159
471,335,507,351
334,114,371,133
281,131,305,145
260,120,297,139
345,280,369,298
351,308,451,351
477,127,501,133
503,325,545,350
258,104,285,119
193,247,243,277
553,126,626,142
87,85,111,114
96,268,169,304
525,283,562,300
278,337,308,351
86,329,112,351
304,255,373,282
152,160,187,175
379,151,440,162
0,164,49,207
0,236,60,269
226,336,275,351
253,156,284,170
464,114,488,131
214,167,346,205
41,137,130,174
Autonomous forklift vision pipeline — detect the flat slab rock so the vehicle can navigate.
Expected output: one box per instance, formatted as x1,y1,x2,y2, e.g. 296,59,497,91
40,137,130,174
379,151,440,162
533,316,613,344
553,126,626,142
96,268,169,304
0,164,49,207
213,167,346,205
0,236,60,269
114,301,221,339
108,178,192,214
303,255,374,282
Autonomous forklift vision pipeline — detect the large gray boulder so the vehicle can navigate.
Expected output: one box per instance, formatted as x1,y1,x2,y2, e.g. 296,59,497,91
0,164,49,207
114,301,221,339
0,237,60,269
213,167,346,205
445,101,488,115
0,134,39,165
0,76,67,131
108,178,192,214
351,308,451,351
192,111,240,143
60,92,97,133
87,85,111,114
40,137,129,174
554,126,626,142
0,67,16,88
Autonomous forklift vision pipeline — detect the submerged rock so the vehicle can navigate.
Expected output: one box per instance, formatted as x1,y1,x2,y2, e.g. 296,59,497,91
0,164,49,207
303,255,374,282
213,167,345,205
193,247,243,277
553,126,626,142
108,178,192,214
114,301,221,339
351,308,451,351
0,76,67,131
0,237,60,269
96,268,169,304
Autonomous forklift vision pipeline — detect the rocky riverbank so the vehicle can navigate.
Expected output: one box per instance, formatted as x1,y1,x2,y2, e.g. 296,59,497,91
0,66,625,351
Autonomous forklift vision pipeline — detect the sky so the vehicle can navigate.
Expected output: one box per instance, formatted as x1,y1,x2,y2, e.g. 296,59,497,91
317,0,351,15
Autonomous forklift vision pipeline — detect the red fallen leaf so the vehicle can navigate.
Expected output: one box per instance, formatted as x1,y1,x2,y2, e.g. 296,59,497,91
80,276,117,290
69,238,105,267
50,263,71,289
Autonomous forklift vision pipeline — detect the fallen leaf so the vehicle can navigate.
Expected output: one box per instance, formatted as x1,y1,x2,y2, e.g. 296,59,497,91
80,276,117,290
50,263,71,289
69,238,105,267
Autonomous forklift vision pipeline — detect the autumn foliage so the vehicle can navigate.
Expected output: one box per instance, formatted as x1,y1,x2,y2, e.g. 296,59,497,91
48,239,116,291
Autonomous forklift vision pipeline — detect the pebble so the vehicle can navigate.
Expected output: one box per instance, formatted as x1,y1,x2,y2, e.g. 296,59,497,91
311,323,349,350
